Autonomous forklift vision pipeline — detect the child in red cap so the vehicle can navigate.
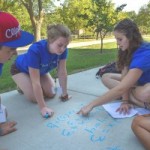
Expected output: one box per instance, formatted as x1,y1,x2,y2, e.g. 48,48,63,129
0,11,34,136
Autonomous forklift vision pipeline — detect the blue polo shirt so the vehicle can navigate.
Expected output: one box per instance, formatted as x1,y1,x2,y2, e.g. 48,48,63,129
15,40,68,75
129,42,150,85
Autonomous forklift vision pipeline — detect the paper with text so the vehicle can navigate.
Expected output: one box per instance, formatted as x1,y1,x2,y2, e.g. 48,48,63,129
0,104,6,123
103,102,150,118
102,102,138,118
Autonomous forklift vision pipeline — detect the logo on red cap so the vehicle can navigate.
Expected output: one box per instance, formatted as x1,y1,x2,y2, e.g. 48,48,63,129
5,25,21,39
0,12,21,43
0,11,34,48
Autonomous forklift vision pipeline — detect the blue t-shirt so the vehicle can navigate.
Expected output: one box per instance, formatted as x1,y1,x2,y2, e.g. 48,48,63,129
129,42,150,85
16,40,68,75
0,63,3,76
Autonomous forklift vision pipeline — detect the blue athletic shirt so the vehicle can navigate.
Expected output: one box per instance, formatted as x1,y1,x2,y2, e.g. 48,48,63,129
129,42,150,85
15,40,68,75
0,63,3,76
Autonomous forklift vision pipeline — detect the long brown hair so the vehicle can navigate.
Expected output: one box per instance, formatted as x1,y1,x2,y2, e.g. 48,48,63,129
114,18,143,70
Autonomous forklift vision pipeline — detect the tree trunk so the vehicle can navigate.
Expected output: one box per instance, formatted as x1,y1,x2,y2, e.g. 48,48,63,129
99,32,103,53
21,0,44,42
34,21,42,41
96,32,99,40
100,38,103,53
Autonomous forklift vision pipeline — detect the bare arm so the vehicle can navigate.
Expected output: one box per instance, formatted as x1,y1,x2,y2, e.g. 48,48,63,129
78,68,143,115
29,67,46,109
121,67,130,101
29,68,54,117
57,59,67,96
57,59,71,101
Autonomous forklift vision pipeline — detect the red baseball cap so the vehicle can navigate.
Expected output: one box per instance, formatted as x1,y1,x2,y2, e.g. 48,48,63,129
0,11,34,48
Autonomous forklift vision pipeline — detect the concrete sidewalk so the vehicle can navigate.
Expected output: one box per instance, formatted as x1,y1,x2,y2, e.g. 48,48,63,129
0,67,144,150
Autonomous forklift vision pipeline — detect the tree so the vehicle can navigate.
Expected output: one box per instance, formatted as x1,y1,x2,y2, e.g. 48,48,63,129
88,0,116,53
0,0,32,33
136,2,150,34
116,4,127,13
55,0,93,36
0,0,15,10
87,0,128,53
11,0,56,41
20,0,44,41
126,11,137,21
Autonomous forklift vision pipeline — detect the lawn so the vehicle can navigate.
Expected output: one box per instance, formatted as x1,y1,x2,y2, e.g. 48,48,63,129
67,42,118,73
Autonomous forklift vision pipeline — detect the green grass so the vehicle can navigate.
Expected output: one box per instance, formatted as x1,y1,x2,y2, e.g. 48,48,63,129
67,42,118,73
0,42,118,93
0,57,16,93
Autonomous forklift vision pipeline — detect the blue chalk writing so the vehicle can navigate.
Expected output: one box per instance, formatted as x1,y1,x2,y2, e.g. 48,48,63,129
62,129,75,136
57,114,69,121
90,135,105,142
106,146,122,150
47,122,59,128
46,104,122,146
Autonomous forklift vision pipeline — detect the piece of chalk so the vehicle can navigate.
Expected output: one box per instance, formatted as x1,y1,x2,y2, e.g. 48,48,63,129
44,113,50,119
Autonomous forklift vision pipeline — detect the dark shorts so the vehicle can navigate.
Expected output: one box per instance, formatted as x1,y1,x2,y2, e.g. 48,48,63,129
10,62,21,76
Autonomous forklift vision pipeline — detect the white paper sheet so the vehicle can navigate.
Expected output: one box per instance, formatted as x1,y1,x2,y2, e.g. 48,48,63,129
102,102,150,119
0,104,6,123
136,107,150,115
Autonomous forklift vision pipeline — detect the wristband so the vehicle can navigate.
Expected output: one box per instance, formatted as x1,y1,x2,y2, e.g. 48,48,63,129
60,94,69,102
